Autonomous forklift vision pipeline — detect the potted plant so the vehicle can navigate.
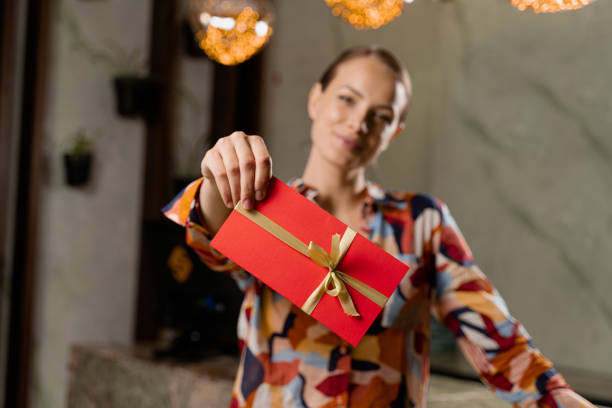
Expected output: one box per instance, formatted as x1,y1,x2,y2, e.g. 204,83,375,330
61,7,158,117
106,42,158,117
63,129,93,186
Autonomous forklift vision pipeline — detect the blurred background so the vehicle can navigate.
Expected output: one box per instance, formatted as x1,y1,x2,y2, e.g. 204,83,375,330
1,0,611,407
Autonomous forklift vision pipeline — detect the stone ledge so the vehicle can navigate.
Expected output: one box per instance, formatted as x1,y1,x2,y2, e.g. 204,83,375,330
67,345,610,408
68,345,237,408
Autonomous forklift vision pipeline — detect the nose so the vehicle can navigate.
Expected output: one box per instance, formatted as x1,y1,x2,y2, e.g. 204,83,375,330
346,108,369,134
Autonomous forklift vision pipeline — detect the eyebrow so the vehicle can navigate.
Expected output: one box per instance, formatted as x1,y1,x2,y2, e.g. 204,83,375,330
341,86,394,112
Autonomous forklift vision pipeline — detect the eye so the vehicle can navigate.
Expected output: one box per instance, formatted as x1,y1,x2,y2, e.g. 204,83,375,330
373,112,392,124
339,94,355,104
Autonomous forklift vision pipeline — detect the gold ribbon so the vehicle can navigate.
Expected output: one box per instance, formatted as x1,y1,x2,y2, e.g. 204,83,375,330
235,202,388,317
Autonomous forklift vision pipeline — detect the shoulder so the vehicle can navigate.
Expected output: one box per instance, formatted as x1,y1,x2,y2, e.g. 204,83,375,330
406,192,446,213
369,182,447,217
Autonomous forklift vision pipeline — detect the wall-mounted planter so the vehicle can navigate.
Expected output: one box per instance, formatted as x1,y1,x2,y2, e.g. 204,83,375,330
64,153,92,186
113,76,159,117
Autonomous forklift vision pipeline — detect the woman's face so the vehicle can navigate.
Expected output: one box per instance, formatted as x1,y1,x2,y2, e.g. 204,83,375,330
308,56,408,170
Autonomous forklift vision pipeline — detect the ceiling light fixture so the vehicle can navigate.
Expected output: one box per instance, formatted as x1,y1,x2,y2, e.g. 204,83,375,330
188,0,274,66
510,0,595,13
324,0,414,30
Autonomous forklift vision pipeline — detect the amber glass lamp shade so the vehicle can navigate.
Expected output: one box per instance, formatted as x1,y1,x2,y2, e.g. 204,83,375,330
510,0,596,13
324,0,414,30
188,0,274,66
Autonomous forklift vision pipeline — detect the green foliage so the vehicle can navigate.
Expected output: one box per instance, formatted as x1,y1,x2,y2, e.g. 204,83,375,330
67,128,92,158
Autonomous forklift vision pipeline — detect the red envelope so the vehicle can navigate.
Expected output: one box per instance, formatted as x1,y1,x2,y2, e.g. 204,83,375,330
210,177,409,346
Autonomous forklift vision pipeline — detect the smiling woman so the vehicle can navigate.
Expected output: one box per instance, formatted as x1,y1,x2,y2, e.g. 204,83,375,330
306,54,408,170
163,45,595,407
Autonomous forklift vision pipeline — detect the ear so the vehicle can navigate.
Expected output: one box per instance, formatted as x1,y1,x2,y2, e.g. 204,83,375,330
391,122,404,141
379,122,404,153
307,82,323,120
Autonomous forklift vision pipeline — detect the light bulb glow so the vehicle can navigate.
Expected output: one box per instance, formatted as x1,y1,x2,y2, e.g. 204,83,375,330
510,0,595,13
255,21,269,36
209,16,236,30
199,12,211,25
195,7,272,66
189,0,274,65
324,0,407,30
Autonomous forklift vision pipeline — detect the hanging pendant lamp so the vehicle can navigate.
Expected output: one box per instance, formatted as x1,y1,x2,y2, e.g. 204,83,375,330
324,0,414,30
510,0,596,13
188,0,274,66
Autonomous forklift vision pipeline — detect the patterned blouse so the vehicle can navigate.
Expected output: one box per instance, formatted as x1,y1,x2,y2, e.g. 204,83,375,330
163,177,593,408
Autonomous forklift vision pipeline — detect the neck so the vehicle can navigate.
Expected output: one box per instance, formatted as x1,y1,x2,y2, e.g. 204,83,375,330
301,150,368,214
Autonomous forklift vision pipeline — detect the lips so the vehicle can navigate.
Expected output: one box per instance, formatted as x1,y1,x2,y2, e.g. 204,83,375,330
335,134,362,151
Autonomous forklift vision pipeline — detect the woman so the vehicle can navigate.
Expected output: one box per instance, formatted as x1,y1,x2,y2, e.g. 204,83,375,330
164,46,594,407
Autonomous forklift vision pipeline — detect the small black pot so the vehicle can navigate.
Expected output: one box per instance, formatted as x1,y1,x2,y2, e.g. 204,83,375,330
64,153,92,186
113,76,158,117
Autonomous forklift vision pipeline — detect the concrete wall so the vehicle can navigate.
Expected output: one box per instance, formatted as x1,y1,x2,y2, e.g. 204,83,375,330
262,0,612,377
31,1,152,406
431,1,612,376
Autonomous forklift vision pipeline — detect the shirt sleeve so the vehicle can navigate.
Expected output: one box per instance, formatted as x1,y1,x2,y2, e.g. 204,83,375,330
431,200,594,408
162,178,252,288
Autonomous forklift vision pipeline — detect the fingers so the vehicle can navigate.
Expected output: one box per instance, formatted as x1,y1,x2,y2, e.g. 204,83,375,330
248,135,272,201
217,136,241,207
201,149,233,208
233,134,256,209
201,132,272,210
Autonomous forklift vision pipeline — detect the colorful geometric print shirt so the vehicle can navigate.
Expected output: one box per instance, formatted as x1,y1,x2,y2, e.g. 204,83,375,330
163,177,593,408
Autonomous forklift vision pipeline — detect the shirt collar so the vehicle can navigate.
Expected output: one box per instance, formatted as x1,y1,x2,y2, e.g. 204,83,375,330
286,177,401,211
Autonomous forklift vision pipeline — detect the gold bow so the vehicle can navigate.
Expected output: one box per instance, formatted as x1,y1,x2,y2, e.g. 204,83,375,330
235,203,388,317
302,231,359,316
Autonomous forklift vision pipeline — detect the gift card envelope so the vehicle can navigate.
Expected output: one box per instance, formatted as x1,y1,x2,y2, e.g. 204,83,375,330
211,177,409,346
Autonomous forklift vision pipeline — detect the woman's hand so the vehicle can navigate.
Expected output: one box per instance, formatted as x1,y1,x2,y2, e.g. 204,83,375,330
202,131,273,209
198,131,272,234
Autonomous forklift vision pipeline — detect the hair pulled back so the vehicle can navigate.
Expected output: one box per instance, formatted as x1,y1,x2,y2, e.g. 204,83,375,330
318,45,412,122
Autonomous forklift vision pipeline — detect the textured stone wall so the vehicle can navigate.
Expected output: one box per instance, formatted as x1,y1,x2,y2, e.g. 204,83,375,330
262,0,612,378
431,1,612,376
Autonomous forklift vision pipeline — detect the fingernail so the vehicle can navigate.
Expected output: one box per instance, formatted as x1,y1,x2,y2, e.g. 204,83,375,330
242,198,252,209
225,200,233,208
255,190,263,201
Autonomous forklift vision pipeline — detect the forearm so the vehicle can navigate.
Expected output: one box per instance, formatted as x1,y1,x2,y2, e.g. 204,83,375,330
429,200,595,407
